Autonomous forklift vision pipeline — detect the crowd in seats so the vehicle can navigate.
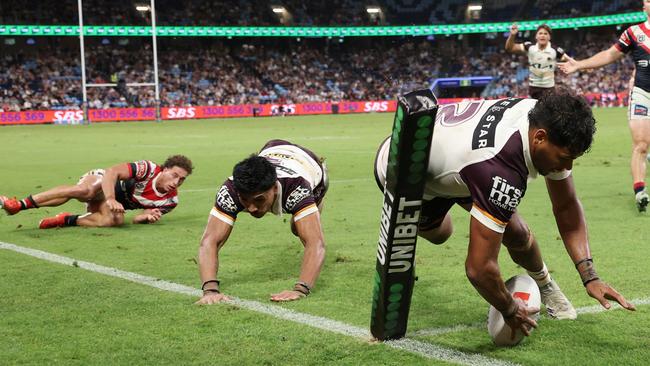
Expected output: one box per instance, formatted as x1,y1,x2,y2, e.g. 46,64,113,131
0,30,637,111
0,0,642,27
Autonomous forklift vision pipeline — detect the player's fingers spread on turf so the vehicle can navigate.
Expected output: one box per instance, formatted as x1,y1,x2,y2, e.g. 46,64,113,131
605,290,636,311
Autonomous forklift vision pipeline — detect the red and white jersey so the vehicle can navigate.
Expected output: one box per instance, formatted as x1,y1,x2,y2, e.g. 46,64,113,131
615,21,650,92
115,160,179,214
375,98,570,233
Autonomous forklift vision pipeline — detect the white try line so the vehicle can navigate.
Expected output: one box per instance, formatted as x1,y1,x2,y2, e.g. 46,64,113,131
0,241,516,366
409,297,650,338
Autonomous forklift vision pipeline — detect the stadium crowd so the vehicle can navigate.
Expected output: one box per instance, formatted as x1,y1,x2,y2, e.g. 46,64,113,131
0,0,641,26
0,32,634,112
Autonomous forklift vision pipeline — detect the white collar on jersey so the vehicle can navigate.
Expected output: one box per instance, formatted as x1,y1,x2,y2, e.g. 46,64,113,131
151,173,166,197
270,181,282,216
646,20,650,29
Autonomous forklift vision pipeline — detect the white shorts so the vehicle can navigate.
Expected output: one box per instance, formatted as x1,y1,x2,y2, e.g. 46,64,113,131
78,169,105,184
629,87,650,120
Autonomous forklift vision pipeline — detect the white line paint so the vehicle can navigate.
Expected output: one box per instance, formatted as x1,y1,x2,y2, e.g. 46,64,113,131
410,298,649,338
0,241,516,366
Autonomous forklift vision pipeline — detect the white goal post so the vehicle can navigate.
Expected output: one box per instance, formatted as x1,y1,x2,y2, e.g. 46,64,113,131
76,0,161,123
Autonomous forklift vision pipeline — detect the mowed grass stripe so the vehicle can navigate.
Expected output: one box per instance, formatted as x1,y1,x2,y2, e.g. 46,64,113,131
0,241,518,366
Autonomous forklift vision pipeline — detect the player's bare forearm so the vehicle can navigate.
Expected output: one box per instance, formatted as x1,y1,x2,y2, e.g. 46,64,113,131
102,163,132,200
546,177,591,263
467,217,513,312
198,215,233,284
294,212,326,288
298,238,325,287
576,46,624,71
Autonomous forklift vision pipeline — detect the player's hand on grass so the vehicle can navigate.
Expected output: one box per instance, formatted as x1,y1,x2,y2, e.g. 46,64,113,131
503,298,539,339
509,23,519,35
585,280,636,311
195,292,231,305
270,289,306,302
145,208,162,223
106,198,125,213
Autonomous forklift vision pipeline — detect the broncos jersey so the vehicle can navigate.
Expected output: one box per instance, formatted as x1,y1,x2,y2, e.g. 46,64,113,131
523,41,565,88
375,98,570,233
211,140,327,226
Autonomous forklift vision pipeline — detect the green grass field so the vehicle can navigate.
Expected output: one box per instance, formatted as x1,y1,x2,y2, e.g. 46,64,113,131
1,108,649,365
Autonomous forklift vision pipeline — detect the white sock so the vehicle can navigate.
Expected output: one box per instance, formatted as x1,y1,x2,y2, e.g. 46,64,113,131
527,262,551,287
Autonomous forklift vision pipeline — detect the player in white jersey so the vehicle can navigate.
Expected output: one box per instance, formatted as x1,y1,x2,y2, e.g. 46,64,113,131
559,0,650,212
506,24,570,99
0,155,193,228
375,89,635,338
196,140,328,304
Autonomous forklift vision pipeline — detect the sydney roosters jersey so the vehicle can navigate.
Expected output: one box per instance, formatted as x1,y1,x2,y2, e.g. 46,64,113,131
114,160,179,214
375,98,570,233
615,21,650,92
211,140,327,226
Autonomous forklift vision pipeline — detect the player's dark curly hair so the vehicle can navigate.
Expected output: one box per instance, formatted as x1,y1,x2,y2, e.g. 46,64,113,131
528,88,596,157
232,155,277,194
162,155,194,174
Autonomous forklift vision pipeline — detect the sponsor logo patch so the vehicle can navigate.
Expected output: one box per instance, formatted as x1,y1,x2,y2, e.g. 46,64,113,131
634,104,648,116
217,185,238,213
488,176,523,212
285,186,311,211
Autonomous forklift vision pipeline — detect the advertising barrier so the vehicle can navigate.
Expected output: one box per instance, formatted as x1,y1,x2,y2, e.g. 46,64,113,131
0,93,630,125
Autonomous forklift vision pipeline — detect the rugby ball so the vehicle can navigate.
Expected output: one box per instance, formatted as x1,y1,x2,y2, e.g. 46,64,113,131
487,274,541,346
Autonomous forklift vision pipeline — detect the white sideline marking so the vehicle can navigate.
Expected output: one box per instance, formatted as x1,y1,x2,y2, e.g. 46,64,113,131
410,298,649,338
0,241,516,366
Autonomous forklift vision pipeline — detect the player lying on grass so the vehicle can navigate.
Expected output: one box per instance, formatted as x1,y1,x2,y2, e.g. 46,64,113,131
196,140,327,303
1,155,193,229
374,88,635,338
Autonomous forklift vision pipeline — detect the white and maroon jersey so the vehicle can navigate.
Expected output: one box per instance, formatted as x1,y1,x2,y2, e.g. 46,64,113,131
115,160,179,214
523,41,565,88
211,140,327,226
615,21,650,92
375,98,570,233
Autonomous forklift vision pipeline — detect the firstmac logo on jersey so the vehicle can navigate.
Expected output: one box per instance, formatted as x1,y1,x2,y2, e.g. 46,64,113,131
488,176,522,211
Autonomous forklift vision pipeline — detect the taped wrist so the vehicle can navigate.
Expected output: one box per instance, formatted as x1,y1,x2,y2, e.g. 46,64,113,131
575,258,599,286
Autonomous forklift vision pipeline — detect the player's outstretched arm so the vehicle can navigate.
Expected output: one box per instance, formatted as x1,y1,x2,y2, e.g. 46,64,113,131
467,216,538,338
505,23,525,54
546,177,635,311
102,163,133,213
195,214,233,305
270,210,325,302
133,208,162,224
558,45,624,74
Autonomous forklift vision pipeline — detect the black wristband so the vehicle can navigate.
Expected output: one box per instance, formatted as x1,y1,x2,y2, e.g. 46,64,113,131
294,281,311,296
203,288,221,295
201,279,221,291
575,258,599,286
